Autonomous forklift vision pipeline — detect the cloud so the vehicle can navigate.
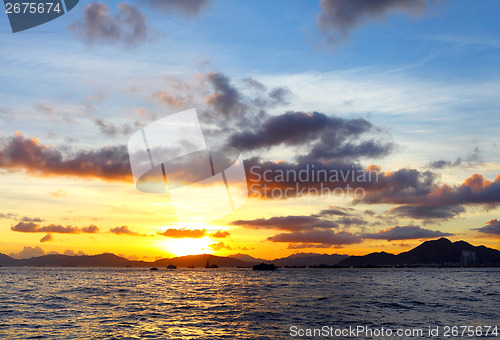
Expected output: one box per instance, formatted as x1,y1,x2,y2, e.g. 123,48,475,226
245,156,500,219
50,190,67,198
9,246,45,259
336,217,369,227
206,72,245,118
317,0,438,45
0,133,131,181
267,230,362,245
228,111,393,161
316,206,353,216
244,157,385,199
68,2,150,47
287,243,334,249
0,212,17,219
232,215,338,232
210,230,231,238
428,146,482,169
20,216,43,222
362,225,453,241
389,205,465,220
209,241,232,251
143,0,212,17
64,249,86,256
157,228,206,238
473,219,500,236
428,158,463,169
94,118,136,137
109,225,139,236
203,72,291,126
40,233,53,243
363,173,500,208
152,91,185,108
11,222,99,234
81,225,100,233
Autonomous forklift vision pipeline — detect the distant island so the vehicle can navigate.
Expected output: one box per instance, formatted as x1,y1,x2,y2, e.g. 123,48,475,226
1,238,499,268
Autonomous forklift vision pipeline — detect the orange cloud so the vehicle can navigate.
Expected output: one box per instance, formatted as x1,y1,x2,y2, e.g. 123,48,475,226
11,222,99,234
157,228,206,238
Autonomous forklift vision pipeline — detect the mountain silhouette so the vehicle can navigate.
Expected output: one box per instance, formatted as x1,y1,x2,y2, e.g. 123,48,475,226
1,238,499,267
340,238,500,267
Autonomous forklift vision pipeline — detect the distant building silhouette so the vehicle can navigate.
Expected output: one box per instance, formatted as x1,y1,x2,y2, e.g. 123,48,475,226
461,251,477,266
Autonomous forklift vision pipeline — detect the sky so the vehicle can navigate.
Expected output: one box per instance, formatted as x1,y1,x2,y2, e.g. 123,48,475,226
1,0,499,261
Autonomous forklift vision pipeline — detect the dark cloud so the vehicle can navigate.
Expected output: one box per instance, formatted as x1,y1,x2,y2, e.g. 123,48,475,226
245,156,500,220
317,0,437,45
21,216,43,223
267,230,362,245
11,222,99,234
362,225,453,241
0,212,17,219
268,87,292,104
363,173,500,207
428,158,463,169
206,72,245,118
203,72,291,127
316,207,352,216
336,216,369,227
228,111,392,162
287,243,334,249
243,77,267,91
81,225,99,233
143,0,212,17
473,219,500,236
210,230,230,238
40,233,53,243
109,225,139,236
209,241,232,251
68,2,150,47
245,157,384,199
389,205,465,220
94,118,136,137
157,228,206,238
300,139,393,163
232,215,338,232
428,147,482,169
0,133,131,181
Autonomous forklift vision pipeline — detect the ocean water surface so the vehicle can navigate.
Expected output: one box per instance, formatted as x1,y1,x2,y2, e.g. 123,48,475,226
0,267,499,339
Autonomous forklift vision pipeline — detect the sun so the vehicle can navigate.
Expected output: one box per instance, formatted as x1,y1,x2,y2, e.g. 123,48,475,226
158,237,212,257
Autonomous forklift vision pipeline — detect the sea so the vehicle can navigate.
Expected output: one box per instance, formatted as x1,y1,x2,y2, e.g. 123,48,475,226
0,267,498,339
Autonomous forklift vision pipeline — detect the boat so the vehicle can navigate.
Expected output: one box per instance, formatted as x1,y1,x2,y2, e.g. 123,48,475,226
252,262,277,271
205,255,218,268
150,267,158,271
167,264,177,269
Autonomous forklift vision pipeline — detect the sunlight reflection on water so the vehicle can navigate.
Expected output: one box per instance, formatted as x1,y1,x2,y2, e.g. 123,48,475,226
0,267,498,339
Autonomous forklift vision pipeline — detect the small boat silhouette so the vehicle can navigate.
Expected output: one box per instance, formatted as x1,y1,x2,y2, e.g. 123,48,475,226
167,264,177,269
150,267,158,271
253,262,277,271
205,255,218,268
